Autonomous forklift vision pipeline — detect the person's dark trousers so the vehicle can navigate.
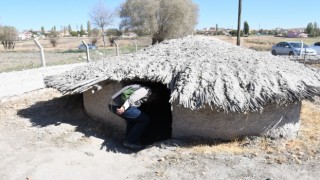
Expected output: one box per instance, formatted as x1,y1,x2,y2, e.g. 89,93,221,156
126,121,135,136
109,105,149,144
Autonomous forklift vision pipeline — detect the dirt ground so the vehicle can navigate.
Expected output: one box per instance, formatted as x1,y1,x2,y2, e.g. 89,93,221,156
0,88,319,180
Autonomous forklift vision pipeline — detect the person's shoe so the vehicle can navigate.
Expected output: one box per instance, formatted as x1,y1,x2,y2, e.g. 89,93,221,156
123,141,144,151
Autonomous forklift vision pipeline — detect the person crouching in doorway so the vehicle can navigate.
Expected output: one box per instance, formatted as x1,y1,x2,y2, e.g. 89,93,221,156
109,84,152,150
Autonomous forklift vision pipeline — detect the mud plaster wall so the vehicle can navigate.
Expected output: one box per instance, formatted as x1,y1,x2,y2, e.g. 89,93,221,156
83,83,301,140
172,102,301,140
83,83,126,134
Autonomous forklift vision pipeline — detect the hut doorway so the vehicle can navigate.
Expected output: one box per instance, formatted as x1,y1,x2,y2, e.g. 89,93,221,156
125,81,172,145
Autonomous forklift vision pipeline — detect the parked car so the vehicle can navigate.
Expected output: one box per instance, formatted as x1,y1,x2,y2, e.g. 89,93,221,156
309,42,320,55
271,42,317,56
78,44,97,51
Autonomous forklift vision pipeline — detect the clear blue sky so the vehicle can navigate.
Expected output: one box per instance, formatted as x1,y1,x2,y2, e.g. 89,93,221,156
0,0,319,32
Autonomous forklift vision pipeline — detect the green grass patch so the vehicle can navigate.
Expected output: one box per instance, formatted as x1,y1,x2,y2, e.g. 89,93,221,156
59,49,83,53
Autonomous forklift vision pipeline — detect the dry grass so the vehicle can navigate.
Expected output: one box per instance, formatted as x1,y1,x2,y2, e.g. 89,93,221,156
0,37,152,72
310,64,320,68
2,35,320,53
187,100,320,163
297,101,320,153
190,139,251,154
215,35,320,51
0,37,152,52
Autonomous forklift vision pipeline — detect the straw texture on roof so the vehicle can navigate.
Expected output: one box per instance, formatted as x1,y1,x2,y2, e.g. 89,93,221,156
45,36,320,113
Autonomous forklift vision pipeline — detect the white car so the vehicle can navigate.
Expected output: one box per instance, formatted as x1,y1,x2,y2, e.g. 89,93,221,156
78,44,97,51
271,42,317,56
309,42,320,55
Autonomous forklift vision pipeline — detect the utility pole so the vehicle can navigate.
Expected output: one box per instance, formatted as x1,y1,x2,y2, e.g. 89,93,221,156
259,24,261,43
216,24,218,35
237,0,242,46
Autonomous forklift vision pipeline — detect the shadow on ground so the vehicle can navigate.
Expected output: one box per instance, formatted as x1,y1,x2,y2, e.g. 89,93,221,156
16,93,243,153
17,94,133,154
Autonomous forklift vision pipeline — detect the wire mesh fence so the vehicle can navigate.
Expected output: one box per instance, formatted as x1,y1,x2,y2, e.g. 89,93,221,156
1,36,319,73
279,55,320,64
0,38,151,73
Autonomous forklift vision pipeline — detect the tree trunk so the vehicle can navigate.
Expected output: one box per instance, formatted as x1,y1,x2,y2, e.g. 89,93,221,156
151,37,157,45
102,27,106,48
151,34,164,45
2,41,15,49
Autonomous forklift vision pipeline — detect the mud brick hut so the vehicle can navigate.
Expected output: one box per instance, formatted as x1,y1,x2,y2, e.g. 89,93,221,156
45,36,320,142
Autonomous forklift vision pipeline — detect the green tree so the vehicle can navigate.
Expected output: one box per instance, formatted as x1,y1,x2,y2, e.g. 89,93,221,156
52,26,57,32
230,30,243,37
313,22,319,37
68,24,72,32
70,31,78,37
63,26,67,35
306,22,314,36
243,21,249,35
120,0,198,45
107,28,122,36
89,1,115,47
80,24,86,36
41,26,45,35
258,28,263,35
87,20,92,37
29,29,38,37
215,24,218,35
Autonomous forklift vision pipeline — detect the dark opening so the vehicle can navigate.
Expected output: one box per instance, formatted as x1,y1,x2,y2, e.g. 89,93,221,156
123,81,172,145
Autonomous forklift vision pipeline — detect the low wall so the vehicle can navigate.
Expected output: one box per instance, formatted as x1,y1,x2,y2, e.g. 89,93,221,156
83,82,126,135
172,102,301,140
83,82,301,140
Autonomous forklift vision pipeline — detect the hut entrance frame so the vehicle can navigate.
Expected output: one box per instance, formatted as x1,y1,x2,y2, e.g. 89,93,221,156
122,81,172,145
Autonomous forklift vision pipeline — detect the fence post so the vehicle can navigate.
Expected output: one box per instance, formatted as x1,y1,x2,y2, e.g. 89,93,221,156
34,39,46,67
82,40,90,62
304,47,306,62
300,40,303,59
114,41,119,56
132,40,137,52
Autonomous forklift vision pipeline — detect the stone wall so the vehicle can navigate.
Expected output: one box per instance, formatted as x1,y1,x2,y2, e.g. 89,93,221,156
83,82,301,140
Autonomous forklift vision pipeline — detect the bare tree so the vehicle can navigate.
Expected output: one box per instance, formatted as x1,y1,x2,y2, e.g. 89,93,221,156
89,1,115,47
48,26,59,47
90,28,101,45
120,0,198,45
0,26,18,49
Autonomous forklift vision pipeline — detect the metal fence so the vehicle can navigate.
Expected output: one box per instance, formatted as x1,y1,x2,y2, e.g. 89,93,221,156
279,55,320,64
0,38,151,73
1,37,319,73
